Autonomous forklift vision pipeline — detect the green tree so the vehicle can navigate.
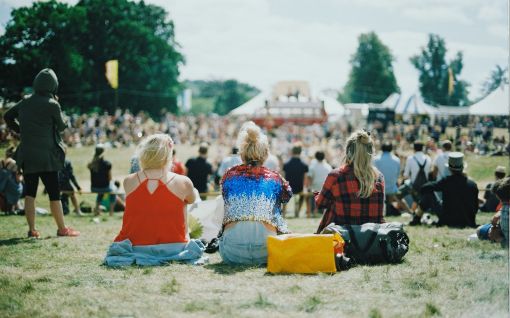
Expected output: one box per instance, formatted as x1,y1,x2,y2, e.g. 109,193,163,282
410,34,470,106
185,79,259,115
340,32,399,103
480,65,508,97
0,1,87,103
0,0,183,115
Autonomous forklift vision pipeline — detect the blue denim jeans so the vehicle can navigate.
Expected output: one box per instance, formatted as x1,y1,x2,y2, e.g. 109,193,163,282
219,221,276,265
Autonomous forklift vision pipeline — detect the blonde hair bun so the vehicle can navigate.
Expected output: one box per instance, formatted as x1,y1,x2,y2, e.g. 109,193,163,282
246,126,260,143
237,122,269,164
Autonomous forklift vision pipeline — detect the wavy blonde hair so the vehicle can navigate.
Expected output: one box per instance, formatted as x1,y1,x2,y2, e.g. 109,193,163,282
137,133,174,170
237,122,269,164
344,130,378,198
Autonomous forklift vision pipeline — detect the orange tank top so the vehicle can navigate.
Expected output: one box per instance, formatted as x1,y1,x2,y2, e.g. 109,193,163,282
114,173,187,245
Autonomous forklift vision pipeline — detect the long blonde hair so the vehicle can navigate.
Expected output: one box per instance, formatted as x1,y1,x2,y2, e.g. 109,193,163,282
137,133,174,170
344,130,378,198
237,122,269,164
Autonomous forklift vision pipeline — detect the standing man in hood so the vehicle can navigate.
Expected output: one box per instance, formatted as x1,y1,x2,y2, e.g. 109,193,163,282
4,68,80,238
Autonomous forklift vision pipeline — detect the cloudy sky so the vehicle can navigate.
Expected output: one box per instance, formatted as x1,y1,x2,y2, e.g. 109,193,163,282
0,0,508,99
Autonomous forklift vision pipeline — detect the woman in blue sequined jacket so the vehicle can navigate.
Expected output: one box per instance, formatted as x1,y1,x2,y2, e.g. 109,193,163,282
219,122,292,265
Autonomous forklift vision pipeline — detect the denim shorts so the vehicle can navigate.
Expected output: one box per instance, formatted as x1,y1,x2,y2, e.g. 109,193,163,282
219,221,276,265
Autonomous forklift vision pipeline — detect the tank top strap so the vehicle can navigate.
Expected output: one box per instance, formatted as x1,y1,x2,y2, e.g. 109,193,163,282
164,173,177,186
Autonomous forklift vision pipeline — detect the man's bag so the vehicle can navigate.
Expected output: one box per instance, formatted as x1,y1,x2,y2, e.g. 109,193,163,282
267,233,343,274
322,222,409,264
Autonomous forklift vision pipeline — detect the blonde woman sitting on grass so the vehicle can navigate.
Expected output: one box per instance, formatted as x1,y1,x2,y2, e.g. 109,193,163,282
316,129,385,233
104,134,205,266
220,122,292,265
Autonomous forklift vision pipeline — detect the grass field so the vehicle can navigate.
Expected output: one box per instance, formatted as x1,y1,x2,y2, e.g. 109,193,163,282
0,146,509,317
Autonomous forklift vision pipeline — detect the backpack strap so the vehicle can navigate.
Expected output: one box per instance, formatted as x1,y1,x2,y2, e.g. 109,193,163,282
413,156,427,169
346,225,379,254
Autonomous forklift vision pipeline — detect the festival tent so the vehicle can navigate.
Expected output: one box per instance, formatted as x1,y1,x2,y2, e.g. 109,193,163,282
381,93,401,109
229,93,267,116
393,94,437,116
229,92,346,118
436,105,470,116
469,84,509,116
320,95,346,118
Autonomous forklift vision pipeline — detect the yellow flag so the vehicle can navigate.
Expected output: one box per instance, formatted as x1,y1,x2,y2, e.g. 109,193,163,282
448,67,454,96
105,60,119,89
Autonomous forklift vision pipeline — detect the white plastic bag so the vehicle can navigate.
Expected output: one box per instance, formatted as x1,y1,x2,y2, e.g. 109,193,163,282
188,194,224,242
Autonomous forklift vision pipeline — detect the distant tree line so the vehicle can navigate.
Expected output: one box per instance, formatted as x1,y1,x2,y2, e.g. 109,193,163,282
340,32,506,107
0,0,183,116
185,80,260,115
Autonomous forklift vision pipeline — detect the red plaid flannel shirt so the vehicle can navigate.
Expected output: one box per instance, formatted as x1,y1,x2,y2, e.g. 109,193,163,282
316,164,385,233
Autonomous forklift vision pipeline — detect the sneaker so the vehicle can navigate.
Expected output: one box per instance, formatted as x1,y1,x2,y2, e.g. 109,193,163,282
205,238,219,254
57,227,80,237
27,230,41,239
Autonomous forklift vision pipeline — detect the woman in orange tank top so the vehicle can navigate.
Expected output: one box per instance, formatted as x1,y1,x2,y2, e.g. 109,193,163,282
104,134,205,266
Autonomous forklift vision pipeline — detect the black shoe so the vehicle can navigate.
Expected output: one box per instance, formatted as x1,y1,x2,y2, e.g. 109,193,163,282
205,238,219,254
335,253,353,271
408,215,421,226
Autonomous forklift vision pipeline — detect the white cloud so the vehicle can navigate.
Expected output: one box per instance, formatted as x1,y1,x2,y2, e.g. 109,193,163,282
487,24,508,40
401,6,472,25
0,0,506,100
477,5,505,22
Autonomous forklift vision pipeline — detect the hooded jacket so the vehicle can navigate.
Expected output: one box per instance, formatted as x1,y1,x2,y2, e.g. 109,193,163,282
4,68,67,174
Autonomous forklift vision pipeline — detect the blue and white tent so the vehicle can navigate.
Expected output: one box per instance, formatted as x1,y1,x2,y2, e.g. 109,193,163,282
382,93,437,116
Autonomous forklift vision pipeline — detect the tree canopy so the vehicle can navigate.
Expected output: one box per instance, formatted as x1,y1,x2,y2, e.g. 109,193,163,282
186,79,259,115
480,65,508,98
340,32,399,104
410,34,470,106
0,0,183,115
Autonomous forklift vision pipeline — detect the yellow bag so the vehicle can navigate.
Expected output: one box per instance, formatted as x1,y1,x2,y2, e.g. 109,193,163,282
267,233,344,274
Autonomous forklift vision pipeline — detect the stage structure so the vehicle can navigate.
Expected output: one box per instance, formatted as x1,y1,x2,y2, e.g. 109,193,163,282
230,81,345,128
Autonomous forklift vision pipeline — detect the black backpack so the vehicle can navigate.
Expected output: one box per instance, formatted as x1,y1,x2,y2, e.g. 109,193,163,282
321,223,410,264
412,157,428,193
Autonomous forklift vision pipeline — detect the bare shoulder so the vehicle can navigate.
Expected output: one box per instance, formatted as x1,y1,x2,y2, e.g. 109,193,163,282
124,173,141,195
172,174,194,189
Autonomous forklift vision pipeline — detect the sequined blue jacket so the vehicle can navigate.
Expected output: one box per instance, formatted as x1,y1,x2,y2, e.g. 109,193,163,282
221,164,292,233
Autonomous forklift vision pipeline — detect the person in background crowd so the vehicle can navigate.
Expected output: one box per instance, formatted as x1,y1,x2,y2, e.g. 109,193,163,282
0,148,23,214
420,152,478,228
129,154,140,174
171,149,186,175
88,145,115,216
111,180,126,211
186,143,213,200
373,142,402,216
263,151,280,172
283,143,309,217
307,151,332,217
217,147,242,178
220,122,292,265
401,141,433,225
480,165,506,212
58,158,83,216
489,177,510,246
3,68,79,238
316,130,385,233
431,140,452,181
104,133,204,266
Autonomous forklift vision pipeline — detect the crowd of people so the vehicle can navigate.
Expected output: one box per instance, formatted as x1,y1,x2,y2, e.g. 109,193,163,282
1,68,509,268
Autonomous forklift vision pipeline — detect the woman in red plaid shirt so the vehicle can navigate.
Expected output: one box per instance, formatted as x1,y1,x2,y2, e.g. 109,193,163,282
316,130,385,233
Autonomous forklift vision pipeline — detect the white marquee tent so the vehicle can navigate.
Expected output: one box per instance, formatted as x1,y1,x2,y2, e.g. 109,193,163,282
229,93,267,116
382,93,437,116
469,84,509,116
229,93,346,118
